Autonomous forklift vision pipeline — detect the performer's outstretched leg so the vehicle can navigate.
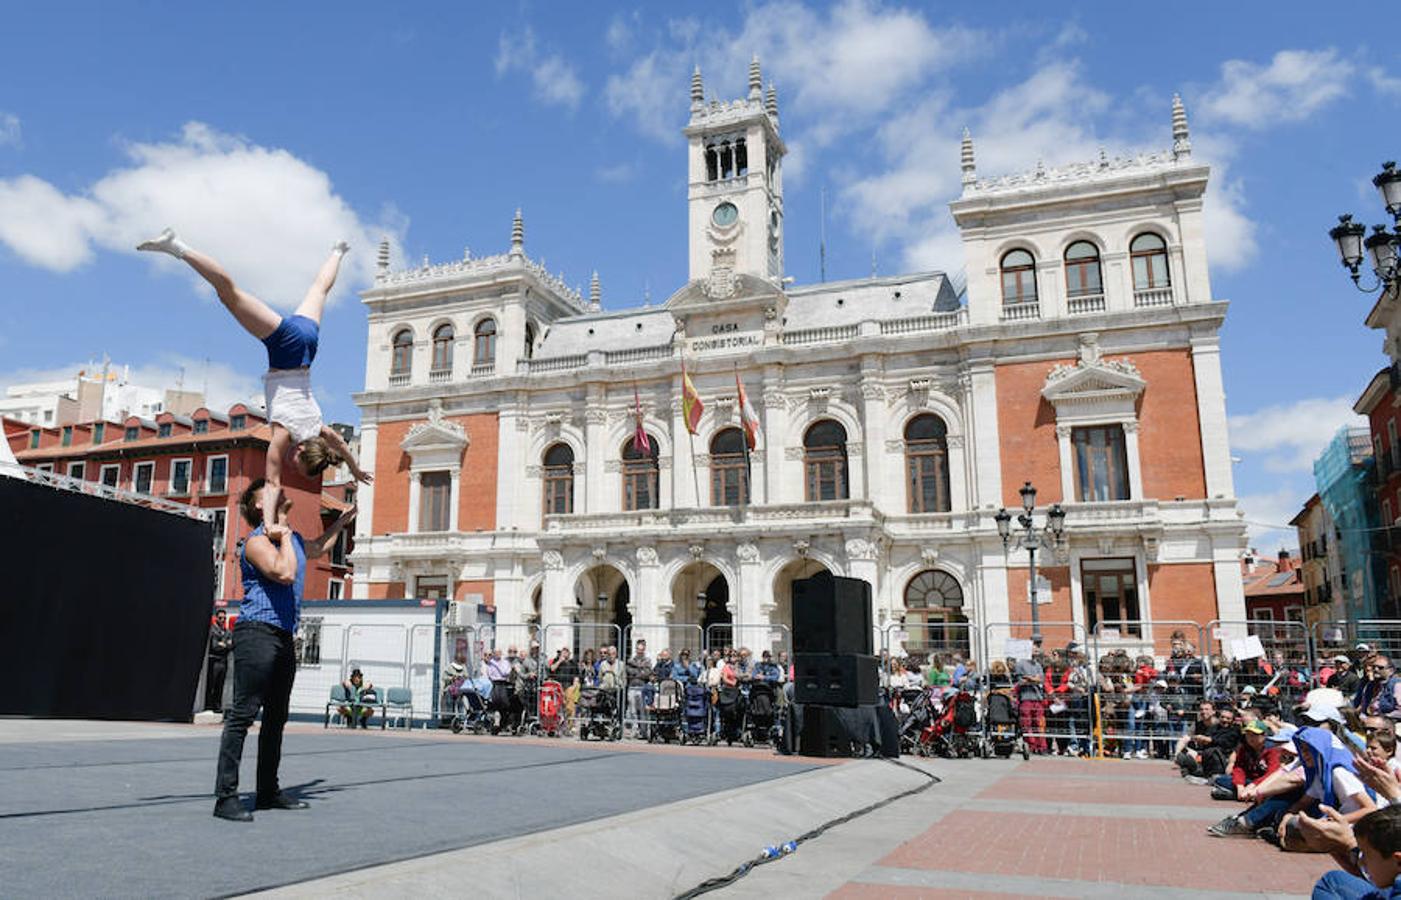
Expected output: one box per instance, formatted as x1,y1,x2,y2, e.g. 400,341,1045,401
293,242,348,325
137,229,282,340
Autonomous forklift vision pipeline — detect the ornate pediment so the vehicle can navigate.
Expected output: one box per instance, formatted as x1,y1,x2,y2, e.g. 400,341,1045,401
663,273,785,312
1041,360,1145,403
400,400,469,464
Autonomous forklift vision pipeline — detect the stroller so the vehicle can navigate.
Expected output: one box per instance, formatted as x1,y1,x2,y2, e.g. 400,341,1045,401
535,680,564,737
746,681,779,747
681,683,709,745
448,683,491,735
648,679,683,743
920,689,979,758
576,684,621,742
712,684,745,745
981,690,1028,759
896,688,934,755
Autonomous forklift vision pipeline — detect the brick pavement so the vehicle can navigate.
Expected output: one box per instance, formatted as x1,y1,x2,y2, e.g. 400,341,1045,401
830,757,1333,899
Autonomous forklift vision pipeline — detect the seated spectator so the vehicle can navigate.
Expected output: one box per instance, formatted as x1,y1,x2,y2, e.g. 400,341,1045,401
1308,804,1401,899
1274,726,1377,850
338,668,377,729
1370,730,1401,781
1331,655,1361,696
1209,725,1306,839
1176,700,1216,761
1180,704,1241,781
1212,720,1282,800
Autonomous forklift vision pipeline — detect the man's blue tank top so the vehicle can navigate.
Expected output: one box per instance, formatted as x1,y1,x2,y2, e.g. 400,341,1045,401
239,525,306,634
262,315,320,370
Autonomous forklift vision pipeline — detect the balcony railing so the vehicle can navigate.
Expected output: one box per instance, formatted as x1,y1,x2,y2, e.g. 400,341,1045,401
780,324,860,346
605,344,673,366
388,372,410,388
470,361,495,377
519,354,587,374
428,368,452,384
1133,287,1174,308
1000,301,1041,322
1066,293,1106,315
879,309,966,335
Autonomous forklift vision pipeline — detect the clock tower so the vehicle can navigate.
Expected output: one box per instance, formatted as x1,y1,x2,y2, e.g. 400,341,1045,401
685,57,786,287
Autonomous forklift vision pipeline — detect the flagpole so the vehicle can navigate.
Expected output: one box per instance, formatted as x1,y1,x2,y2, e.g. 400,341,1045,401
736,364,752,515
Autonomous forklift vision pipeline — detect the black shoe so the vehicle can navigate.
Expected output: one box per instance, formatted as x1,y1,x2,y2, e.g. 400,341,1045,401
213,797,253,822
1257,826,1281,847
255,792,309,811
1210,786,1237,801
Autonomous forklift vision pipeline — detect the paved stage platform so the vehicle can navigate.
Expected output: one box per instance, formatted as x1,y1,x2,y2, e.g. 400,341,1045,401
0,719,845,898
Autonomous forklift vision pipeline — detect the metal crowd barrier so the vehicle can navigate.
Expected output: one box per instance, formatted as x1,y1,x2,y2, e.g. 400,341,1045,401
540,622,624,738
619,624,705,735
1091,621,1207,759
883,621,976,689
981,621,1089,754
1203,619,1311,707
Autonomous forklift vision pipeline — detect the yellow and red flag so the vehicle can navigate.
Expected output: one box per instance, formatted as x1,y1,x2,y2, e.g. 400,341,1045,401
735,371,761,450
631,383,651,454
681,361,704,435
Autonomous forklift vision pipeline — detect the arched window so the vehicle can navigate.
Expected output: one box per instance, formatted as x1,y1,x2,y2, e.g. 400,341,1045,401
542,443,574,516
803,420,849,501
431,323,454,373
391,328,413,376
473,318,497,367
1063,241,1103,298
905,414,950,513
1000,249,1038,306
710,428,749,506
622,435,659,511
524,322,536,360
905,569,963,610
1130,233,1171,290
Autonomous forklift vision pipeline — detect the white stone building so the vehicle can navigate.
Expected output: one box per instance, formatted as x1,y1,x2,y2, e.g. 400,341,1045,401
350,61,1248,660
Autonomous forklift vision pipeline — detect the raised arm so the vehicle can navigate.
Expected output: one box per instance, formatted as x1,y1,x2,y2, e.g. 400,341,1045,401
262,426,292,529
319,425,373,484
244,526,298,585
306,507,357,559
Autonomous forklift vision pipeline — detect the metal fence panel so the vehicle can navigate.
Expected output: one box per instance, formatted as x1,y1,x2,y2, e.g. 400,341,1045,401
1091,620,1207,760
981,621,1090,754
541,622,624,739
1203,619,1312,707
883,621,977,688
292,622,346,716
704,624,792,661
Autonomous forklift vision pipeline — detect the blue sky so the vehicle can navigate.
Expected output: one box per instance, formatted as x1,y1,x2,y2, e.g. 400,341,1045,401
1,2,1398,548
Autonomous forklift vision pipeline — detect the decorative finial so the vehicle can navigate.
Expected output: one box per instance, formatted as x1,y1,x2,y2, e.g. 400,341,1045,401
960,127,976,188
510,208,524,257
1034,159,1046,179
376,237,390,273
765,82,779,124
589,271,601,311
748,55,762,100
463,245,472,260
690,66,704,109
1171,93,1192,160
1098,147,1109,169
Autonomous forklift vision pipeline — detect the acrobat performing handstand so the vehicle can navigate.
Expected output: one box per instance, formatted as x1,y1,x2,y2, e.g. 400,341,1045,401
137,229,372,524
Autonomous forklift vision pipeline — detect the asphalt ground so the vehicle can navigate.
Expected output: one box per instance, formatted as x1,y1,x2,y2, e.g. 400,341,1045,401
0,722,818,898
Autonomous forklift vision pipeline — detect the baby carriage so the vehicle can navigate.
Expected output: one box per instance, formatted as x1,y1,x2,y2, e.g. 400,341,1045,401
576,684,621,742
449,682,491,735
681,683,709,745
746,681,779,747
897,688,934,755
712,684,745,746
534,679,564,737
649,679,683,743
981,689,1027,759
920,689,979,758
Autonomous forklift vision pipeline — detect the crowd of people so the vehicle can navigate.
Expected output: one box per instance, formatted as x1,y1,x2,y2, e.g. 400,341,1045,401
1166,643,1401,898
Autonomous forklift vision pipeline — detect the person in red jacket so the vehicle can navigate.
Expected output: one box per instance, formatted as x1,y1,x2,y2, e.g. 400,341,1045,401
1212,719,1283,801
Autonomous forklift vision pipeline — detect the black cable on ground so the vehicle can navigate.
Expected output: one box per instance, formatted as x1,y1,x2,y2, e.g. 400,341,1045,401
672,758,941,899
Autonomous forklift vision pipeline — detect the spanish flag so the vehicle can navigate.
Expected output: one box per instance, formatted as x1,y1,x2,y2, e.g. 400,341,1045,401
681,361,704,435
736,371,761,450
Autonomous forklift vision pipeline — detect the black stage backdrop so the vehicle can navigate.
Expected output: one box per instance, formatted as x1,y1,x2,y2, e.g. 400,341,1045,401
0,476,214,720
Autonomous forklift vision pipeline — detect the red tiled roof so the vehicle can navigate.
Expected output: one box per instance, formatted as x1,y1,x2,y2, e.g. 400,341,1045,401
16,424,272,461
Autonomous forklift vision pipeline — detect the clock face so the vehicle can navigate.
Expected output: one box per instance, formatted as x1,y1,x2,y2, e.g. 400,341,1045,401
712,202,739,227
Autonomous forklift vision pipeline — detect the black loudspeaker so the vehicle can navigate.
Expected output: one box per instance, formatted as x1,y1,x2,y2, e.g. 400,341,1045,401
792,571,873,655
799,704,853,758
794,653,879,707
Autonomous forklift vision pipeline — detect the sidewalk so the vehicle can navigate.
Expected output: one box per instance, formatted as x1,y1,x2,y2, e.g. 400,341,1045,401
722,756,1332,899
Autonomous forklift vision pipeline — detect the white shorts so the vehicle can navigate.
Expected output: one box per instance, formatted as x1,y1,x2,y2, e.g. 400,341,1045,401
263,367,323,444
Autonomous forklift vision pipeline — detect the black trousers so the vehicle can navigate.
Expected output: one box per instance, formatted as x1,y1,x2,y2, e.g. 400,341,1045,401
215,620,297,801
205,655,228,711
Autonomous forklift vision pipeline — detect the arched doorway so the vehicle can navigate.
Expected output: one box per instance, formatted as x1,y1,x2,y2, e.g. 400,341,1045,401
900,569,970,660
670,561,728,654
572,563,630,656
771,557,831,631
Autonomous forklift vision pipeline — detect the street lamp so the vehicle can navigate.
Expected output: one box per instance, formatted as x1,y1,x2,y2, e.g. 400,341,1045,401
996,481,1068,645
1329,161,1401,294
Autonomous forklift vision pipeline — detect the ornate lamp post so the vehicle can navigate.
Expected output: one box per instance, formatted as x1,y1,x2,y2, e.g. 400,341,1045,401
995,481,1067,645
1329,161,1401,294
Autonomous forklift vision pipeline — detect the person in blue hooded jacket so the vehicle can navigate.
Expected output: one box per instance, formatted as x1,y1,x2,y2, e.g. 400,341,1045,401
1272,726,1377,852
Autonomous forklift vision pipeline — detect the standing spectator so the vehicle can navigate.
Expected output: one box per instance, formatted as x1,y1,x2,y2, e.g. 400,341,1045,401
736,647,758,683
597,645,623,691
926,654,951,688
755,650,782,684
579,648,598,685
671,649,700,686
776,650,792,684
206,609,233,712
1014,643,1048,754
548,646,581,732
625,639,653,736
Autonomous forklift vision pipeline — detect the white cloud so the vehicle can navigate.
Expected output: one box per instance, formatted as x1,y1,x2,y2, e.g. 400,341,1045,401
1198,49,1353,129
1371,67,1401,99
605,51,681,142
0,122,400,309
0,113,20,148
496,27,585,110
595,161,637,184
1228,396,1364,474
1237,487,1308,550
